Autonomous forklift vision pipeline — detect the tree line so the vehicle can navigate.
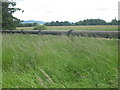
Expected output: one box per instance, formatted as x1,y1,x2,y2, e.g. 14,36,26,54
18,19,118,27
17,19,118,27
17,23,38,27
45,19,118,26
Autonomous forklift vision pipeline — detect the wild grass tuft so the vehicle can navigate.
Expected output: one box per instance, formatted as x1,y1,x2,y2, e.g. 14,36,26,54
2,34,118,88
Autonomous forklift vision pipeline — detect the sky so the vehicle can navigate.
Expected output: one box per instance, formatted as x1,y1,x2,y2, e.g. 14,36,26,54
13,0,119,22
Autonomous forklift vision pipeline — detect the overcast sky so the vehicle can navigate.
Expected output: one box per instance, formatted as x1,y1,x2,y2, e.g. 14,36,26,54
13,0,119,22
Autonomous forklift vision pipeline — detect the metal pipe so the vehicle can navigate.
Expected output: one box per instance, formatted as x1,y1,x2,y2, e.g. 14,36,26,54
1,30,120,39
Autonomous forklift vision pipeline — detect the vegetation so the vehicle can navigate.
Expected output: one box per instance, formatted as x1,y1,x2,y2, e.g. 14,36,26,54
16,19,118,27
0,1,2,30
75,19,118,25
2,1,23,30
45,21,72,26
0,34,1,89
17,23,38,27
75,19,106,25
44,19,118,26
33,25,47,30
17,25,118,31
2,1,118,88
3,34,118,88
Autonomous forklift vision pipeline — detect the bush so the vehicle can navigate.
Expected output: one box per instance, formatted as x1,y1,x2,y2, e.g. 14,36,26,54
33,25,47,30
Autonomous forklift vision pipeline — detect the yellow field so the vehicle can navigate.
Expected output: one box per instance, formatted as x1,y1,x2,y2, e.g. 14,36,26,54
17,25,118,31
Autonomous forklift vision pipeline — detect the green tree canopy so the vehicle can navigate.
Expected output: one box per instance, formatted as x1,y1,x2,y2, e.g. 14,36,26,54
45,21,72,26
111,19,118,25
75,19,107,25
2,1,23,30
33,25,47,30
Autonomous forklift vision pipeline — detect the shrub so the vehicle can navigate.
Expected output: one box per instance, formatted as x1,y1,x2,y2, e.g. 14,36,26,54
33,25,47,30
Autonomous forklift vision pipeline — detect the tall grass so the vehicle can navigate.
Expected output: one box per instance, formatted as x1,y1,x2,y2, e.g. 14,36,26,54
0,34,2,89
2,34,118,88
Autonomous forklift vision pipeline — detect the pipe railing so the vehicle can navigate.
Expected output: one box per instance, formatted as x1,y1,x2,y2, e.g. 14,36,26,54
0,30,120,39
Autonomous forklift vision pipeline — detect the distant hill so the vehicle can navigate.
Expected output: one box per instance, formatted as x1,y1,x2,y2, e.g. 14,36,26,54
21,20,46,24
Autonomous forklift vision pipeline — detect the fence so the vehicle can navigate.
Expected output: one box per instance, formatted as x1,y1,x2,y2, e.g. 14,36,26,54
0,30,120,39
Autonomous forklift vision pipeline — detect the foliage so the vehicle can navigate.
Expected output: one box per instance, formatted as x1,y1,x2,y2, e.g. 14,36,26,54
17,23,38,27
45,21,72,26
110,19,118,25
0,1,2,30
2,34,118,88
33,25,47,30
76,19,107,25
44,19,118,26
2,1,23,30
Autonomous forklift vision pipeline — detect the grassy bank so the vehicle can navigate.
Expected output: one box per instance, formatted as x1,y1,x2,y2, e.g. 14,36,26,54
2,34,118,88
17,25,118,31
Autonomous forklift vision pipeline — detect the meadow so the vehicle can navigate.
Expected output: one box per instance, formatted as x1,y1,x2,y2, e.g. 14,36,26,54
17,25,118,31
2,33,118,88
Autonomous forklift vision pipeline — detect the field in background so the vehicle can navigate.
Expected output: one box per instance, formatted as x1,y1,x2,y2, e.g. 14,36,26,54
17,25,118,31
2,34,118,88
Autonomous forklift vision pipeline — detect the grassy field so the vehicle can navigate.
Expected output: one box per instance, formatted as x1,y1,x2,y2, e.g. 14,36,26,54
0,34,2,89
17,25,118,31
2,34,118,88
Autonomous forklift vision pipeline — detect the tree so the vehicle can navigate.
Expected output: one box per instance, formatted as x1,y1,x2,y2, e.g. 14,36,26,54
0,1,2,30
45,21,72,26
33,22,38,27
75,21,82,25
110,19,118,25
75,19,107,25
17,23,39,27
2,1,23,30
33,25,47,30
